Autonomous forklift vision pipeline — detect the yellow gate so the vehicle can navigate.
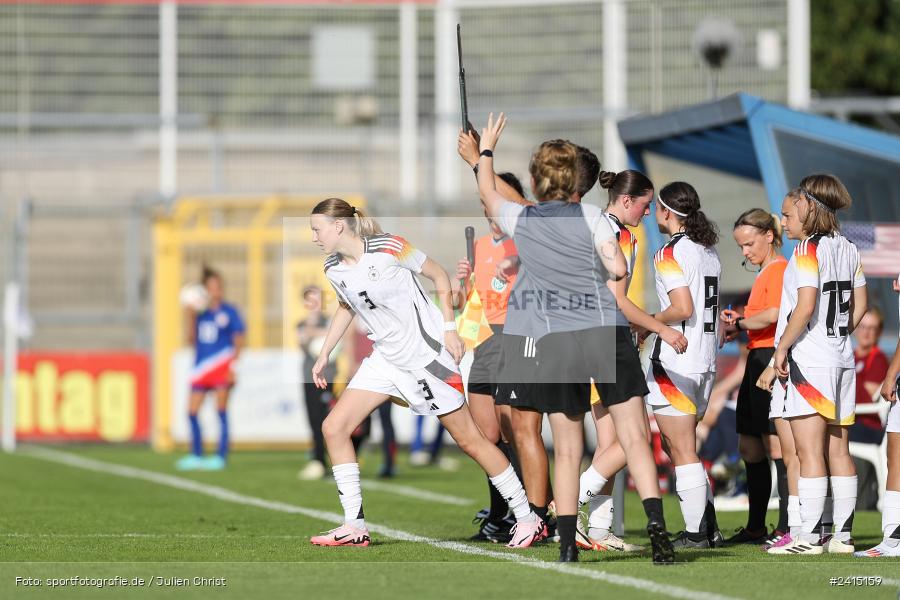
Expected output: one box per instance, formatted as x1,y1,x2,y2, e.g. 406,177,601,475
152,194,365,451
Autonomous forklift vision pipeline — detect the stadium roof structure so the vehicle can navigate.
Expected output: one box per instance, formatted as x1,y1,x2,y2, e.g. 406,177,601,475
619,92,900,258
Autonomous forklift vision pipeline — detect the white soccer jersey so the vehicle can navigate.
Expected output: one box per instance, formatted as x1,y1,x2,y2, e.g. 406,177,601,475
773,233,866,369
324,233,444,370
651,232,721,373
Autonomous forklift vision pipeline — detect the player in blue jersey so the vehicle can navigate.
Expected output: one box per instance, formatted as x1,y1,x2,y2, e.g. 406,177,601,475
176,266,246,471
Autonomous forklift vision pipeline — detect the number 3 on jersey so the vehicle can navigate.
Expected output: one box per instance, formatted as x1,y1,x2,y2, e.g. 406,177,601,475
417,379,434,400
703,276,719,334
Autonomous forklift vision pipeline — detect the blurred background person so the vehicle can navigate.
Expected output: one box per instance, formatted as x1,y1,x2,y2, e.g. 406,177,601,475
178,266,245,471
850,307,889,509
297,285,338,480
850,307,889,446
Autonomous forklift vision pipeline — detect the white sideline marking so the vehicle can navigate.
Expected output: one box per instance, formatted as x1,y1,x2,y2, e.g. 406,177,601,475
22,447,736,600
883,578,900,587
359,478,474,506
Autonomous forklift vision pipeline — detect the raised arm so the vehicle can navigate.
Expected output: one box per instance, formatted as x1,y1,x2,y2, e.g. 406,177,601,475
458,126,528,205
475,113,511,219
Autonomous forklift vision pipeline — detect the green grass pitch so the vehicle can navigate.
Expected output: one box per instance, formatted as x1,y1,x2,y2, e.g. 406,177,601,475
1,445,897,600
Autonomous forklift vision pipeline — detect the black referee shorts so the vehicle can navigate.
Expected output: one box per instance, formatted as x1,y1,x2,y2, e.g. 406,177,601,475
467,324,504,396
737,347,777,436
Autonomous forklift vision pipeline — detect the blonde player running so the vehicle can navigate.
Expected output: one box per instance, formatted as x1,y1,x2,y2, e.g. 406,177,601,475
576,170,688,553
856,276,900,558
758,174,867,555
646,181,724,549
307,198,543,548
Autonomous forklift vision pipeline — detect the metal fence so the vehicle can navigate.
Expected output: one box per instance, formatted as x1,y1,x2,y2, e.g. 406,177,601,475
0,0,795,350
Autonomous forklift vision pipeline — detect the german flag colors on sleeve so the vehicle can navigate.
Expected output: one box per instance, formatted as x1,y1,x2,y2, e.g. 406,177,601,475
794,236,821,289
654,243,687,292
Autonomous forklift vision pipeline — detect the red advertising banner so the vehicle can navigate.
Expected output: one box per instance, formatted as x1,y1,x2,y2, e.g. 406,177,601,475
15,353,150,443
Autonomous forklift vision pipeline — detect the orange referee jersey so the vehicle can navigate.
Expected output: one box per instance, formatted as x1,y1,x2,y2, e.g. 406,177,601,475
745,256,787,349
473,234,518,325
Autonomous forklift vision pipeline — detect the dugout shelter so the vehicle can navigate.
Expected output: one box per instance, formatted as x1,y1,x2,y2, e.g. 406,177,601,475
619,92,900,332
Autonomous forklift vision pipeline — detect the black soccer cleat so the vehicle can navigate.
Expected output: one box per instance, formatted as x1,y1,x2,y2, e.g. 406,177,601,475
558,544,579,563
471,510,514,544
647,520,675,564
671,530,715,549
723,526,767,546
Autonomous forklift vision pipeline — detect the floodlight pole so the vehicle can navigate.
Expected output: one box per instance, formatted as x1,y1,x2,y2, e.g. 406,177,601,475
602,0,627,173
787,0,810,109
159,0,178,202
399,3,418,203
434,0,460,206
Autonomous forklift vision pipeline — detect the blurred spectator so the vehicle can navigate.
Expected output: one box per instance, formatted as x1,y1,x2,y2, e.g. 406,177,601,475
297,285,337,480
850,307,888,445
699,334,749,497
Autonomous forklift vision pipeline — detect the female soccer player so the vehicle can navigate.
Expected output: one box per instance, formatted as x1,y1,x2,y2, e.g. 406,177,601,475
856,279,900,558
576,170,688,553
452,171,528,543
758,174,867,555
719,209,797,546
307,198,542,548
646,181,723,549
177,267,245,471
475,113,675,564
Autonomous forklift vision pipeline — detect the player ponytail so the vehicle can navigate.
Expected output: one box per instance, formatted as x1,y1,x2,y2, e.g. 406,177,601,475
311,197,383,238
659,181,719,248
733,207,783,249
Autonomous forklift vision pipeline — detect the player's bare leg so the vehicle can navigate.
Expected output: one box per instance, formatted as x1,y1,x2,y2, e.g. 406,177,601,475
440,403,544,548
311,388,390,548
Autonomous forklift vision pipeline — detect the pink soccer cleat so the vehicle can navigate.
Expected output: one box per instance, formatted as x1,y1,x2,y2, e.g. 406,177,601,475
506,518,547,548
310,523,371,547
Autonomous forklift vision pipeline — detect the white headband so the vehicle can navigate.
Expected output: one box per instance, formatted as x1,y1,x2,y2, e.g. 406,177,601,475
658,195,688,218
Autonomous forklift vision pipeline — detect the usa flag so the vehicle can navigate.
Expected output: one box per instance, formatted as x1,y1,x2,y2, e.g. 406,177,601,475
843,222,900,277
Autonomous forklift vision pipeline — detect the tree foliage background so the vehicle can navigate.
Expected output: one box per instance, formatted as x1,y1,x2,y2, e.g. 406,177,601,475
812,0,900,96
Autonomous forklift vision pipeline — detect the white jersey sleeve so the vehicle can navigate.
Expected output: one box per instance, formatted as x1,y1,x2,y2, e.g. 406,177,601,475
495,201,526,238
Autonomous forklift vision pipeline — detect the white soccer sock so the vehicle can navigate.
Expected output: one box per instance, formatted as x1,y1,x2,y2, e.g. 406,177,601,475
578,466,608,506
798,476,828,543
587,496,614,537
333,463,365,529
675,463,708,534
882,490,900,546
788,495,801,537
490,465,535,522
830,475,857,542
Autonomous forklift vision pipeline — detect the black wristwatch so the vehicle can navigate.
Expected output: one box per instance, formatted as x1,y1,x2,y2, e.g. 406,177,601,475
480,149,493,158
735,317,745,330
